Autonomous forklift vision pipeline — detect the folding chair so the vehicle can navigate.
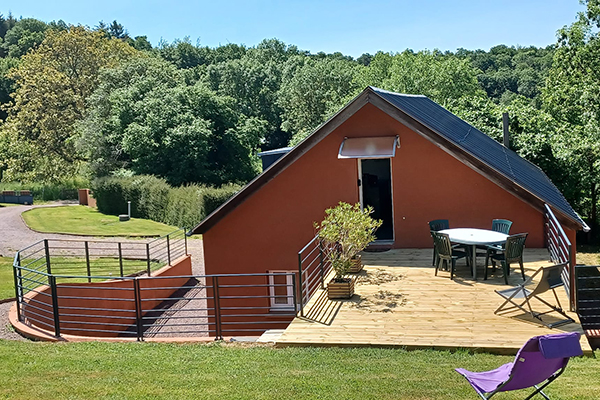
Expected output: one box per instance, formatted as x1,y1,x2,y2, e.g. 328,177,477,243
495,263,574,328
456,332,583,400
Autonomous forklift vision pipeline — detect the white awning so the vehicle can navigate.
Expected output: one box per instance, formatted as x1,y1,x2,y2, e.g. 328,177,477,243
338,136,400,159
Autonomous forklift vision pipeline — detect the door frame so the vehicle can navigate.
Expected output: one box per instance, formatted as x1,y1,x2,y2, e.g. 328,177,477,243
357,158,395,243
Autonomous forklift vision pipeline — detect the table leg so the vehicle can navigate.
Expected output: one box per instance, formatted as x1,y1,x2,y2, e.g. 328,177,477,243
472,244,477,279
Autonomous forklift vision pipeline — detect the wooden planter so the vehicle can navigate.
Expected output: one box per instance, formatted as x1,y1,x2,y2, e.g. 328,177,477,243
348,255,363,273
327,277,355,299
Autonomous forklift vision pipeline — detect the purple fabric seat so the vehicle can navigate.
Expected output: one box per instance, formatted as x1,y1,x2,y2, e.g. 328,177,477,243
455,332,582,399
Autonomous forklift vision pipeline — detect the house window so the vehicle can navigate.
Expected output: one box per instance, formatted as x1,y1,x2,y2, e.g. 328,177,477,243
269,271,294,309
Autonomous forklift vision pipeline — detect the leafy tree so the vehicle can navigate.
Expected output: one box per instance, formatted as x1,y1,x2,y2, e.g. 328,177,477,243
356,50,484,107
1,18,48,58
0,26,138,182
158,37,214,69
280,56,361,145
542,0,600,224
128,35,152,51
81,57,264,186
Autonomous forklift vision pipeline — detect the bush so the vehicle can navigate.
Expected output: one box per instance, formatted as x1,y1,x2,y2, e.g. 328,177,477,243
92,175,242,229
164,185,204,229
203,183,243,216
0,177,89,201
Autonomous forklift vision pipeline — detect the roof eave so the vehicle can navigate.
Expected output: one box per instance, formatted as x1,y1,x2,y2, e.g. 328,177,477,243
189,87,374,235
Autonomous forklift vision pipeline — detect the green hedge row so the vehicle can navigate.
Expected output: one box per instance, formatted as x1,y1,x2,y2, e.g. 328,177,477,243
91,175,242,230
0,177,89,201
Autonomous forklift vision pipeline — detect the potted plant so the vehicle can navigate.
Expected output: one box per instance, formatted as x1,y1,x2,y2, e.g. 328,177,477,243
315,202,382,299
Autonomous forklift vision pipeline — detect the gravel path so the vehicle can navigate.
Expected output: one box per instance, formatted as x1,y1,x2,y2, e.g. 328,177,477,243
0,202,205,340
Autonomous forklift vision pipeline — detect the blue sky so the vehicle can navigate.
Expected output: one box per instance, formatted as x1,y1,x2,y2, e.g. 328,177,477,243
5,1,586,58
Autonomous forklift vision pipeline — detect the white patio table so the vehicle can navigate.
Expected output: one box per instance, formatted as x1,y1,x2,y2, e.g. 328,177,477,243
438,228,508,280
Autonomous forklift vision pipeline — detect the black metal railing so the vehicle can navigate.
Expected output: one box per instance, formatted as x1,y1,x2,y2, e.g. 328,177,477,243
12,267,296,340
544,204,574,310
575,265,600,335
297,235,332,317
13,228,187,285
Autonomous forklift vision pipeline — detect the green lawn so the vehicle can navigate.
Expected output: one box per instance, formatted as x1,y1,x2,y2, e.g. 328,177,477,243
0,342,597,400
0,257,15,300
22,206,178,237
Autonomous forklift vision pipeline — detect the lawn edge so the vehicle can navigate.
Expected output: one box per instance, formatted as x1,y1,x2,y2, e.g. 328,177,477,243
20,208,163,238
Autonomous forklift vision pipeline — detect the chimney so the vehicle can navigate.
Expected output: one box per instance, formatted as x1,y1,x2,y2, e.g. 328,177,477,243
502,112,510,148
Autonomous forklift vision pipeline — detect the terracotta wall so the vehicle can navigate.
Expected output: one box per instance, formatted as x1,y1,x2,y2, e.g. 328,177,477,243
22,255,192,337
202,103,568,332
204,104,550,272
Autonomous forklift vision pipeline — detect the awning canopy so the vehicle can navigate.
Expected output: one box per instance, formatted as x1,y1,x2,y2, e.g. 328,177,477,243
338,136,400,159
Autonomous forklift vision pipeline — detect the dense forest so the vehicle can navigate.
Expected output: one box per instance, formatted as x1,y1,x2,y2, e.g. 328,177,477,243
0,1,600,232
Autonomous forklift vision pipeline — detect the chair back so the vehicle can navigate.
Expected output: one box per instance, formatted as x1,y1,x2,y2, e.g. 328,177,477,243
431,231,452,258
504,233,528,263
500,332,582,392
429,219,449,232
529,263,567,297
492,219,512,234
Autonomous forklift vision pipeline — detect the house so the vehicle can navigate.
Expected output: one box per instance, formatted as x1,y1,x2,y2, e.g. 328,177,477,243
191,86,588,330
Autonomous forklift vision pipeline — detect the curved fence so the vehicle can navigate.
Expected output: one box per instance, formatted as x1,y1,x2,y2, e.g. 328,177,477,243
12,229,297,340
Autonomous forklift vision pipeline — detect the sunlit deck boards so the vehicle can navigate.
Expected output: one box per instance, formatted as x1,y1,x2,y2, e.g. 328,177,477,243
277,249,592,354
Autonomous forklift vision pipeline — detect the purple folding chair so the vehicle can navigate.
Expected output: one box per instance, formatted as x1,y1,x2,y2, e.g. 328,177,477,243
455,332,582,399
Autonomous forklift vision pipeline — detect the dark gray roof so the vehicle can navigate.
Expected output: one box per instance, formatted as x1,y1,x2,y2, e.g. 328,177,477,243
191,86,586,235
371,87,587,229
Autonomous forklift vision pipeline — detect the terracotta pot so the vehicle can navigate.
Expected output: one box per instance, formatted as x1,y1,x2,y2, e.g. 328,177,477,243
327,277,355,299
348,255,363,273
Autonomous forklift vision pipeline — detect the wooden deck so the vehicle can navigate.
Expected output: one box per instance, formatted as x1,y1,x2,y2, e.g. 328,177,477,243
277,249,592,354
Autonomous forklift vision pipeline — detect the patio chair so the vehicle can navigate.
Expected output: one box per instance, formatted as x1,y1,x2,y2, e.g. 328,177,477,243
484,233,528,284
455,331,582,400
494,262,574,328
429,219,449,266
474,219,514,259
431,231,468,280
492,219,513,234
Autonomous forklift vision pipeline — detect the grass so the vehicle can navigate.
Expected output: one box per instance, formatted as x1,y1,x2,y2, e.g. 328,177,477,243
0,202,19,207
0,257,16,300
0,342,597,400
21,206,178,237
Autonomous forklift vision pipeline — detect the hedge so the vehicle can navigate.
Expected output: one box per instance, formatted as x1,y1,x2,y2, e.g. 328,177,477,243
0,177,89,201
92,175,242,230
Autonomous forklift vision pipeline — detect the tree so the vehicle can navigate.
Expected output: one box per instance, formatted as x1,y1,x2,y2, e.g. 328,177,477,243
280,56,361,145
542,0,600,225
1,18,48,58
81,57,265,186
0,26,138,182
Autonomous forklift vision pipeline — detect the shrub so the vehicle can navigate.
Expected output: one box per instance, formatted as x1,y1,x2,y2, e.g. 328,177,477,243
315,202,382,279
164,185,203,229
92,175,242,229
203,183,242,216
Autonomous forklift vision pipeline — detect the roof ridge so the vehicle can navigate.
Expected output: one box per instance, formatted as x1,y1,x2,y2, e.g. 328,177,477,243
369,86,427,98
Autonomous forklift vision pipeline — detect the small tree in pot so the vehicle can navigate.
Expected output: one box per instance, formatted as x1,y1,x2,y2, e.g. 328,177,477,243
315,202,382,299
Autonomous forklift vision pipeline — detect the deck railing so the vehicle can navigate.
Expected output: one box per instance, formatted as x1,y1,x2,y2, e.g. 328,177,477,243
544,204,574,310
297,235,332,317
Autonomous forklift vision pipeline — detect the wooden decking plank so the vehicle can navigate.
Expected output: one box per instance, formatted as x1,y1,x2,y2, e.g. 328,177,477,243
277,248,592,354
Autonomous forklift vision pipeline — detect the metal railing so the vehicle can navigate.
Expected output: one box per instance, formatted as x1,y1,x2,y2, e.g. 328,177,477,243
575,265,600,334
13,228,188,284
544,204,574,310
13,267,297,340
297,235,332,317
